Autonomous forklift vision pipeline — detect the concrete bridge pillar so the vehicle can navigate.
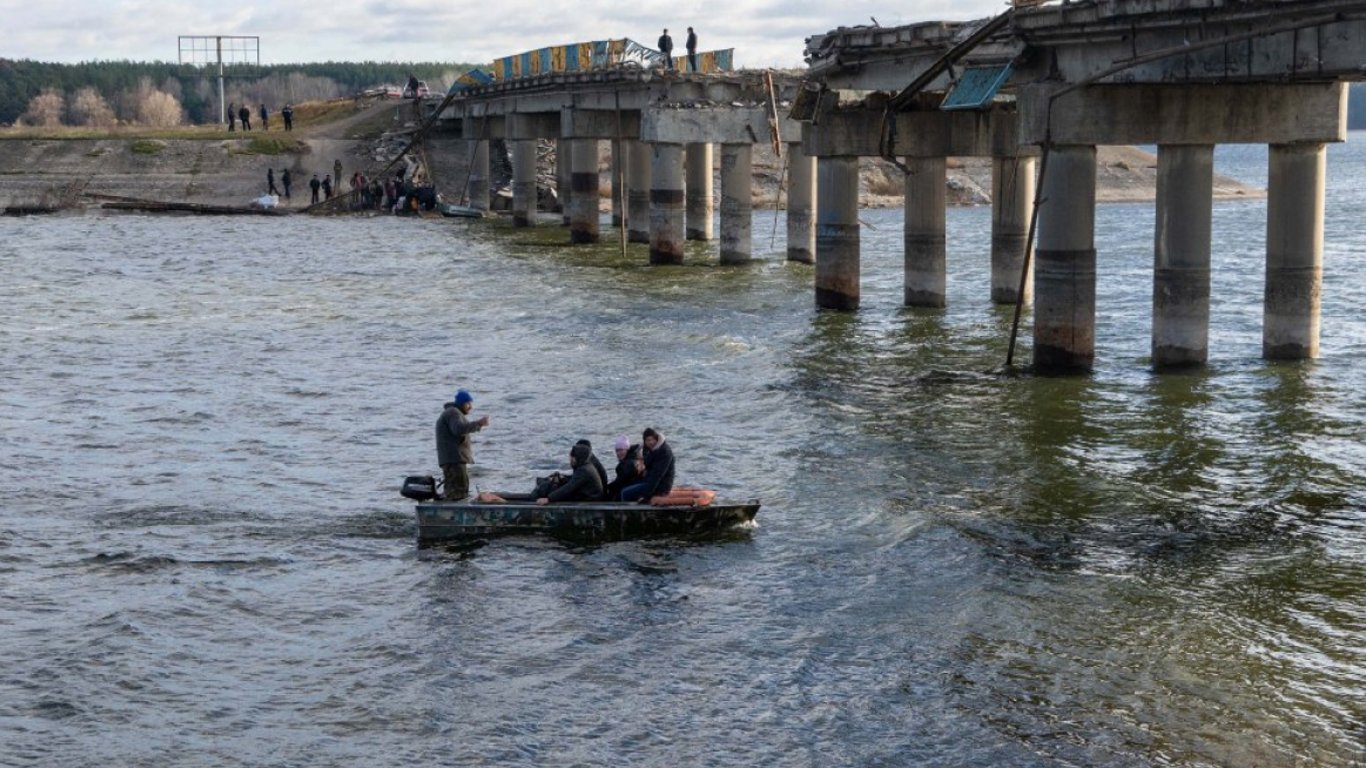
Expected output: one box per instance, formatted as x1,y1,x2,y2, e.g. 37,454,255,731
557,140,572,225
719,143,753,264
787,142,816,264
1153,145,1213,368
1033,145,1097,372
686,143,714,240
511,140,537,227
628,140,652,244
569,139,600,244
815,156,860,309
611,140,624,227
468,140,490,212
991,156,1035,304
1264,142,1325,360
650,142,686,264
904,156,947,307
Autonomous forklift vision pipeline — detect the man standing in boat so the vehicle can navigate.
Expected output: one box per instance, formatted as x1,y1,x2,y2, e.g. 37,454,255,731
435,389,490,501
620,428,674,502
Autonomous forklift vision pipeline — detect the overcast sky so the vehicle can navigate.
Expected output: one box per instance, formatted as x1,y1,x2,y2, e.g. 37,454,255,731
2,0,1009,69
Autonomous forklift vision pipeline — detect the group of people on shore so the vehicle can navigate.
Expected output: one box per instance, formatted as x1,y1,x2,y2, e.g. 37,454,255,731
227,102,294,132
434,390,676,505
261,163,435,211
656,27,700,71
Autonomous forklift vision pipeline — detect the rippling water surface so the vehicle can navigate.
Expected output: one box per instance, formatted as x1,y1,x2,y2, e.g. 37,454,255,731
2,138,1364,767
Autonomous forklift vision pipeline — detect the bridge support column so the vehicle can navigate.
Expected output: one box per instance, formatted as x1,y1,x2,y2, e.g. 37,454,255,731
904,156,946,307
1033,145,1096,372
468,140,490,212
628,140,651,244
557,140,572,225
787,142,816,264
992,156,1035,304
569,139,599,244
1153,145,1213,368
816,156,860,309
686,143,714,241
511,140,537,227
1264,142,1325,360
720,143,752,264
650,142,686,264
611,140,624,227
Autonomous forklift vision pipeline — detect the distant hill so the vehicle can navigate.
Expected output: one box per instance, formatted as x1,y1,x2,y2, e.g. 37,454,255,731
0,59,479,126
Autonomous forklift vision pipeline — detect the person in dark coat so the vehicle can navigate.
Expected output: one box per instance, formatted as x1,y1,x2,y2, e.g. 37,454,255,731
574,439,610,491
620,427,675,502
322,174,333,199
537,442,604,505
280,168,292,200
686,27,698,72
604,435,643,501
658,29,674,70
238,105,251,131
309,174,321,204
259,103,269,131
435,389,491,500
227,102,236,131
266,167,279,196
281,103,294,131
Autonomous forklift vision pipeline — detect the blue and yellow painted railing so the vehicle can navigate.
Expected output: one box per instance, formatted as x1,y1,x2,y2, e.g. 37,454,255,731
485,38,734,82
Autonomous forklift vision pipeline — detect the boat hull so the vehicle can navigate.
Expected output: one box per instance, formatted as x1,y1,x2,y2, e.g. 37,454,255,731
415,498,759,543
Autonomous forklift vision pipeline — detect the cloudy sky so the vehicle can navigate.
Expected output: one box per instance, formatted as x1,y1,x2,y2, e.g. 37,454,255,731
2,0,1008,69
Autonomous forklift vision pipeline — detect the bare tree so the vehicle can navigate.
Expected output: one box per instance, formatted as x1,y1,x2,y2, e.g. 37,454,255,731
137,89,184,127
69,87,117,128
21,88,66,127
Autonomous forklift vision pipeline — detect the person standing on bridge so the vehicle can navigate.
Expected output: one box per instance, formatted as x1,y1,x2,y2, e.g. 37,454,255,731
280,168,292,201
658,29,674,70
309,173,321,204
281,104,294,131
322,174,333,200
259,103,269,131
686,27,698,72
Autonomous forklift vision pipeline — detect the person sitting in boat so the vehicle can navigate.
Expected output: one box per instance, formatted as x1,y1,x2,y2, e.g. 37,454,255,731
620,428,674,503
536,442,604,505
576,438,610,491
604,434,643,500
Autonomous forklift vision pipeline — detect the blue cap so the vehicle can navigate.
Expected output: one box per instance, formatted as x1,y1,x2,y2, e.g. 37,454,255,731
454,389,473,406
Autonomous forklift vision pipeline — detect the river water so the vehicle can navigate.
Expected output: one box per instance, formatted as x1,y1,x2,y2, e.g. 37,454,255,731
2,137,1363,767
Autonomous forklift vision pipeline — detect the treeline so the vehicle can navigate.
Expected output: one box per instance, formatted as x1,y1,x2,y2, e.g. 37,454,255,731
0,59,478,127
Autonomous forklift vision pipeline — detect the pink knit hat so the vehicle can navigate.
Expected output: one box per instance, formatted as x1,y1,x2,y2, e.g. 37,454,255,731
613,435,630,451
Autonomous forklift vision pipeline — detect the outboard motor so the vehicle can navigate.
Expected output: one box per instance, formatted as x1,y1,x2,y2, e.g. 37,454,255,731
401,474,439,501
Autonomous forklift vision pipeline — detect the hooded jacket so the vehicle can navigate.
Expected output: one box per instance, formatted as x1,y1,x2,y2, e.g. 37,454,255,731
435,402,483,465
547,443,604,502
605,444,642,500
638,437,675,499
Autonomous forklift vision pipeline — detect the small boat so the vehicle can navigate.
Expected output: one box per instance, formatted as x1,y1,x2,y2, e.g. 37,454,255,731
437,202,486,218
414,494,760,543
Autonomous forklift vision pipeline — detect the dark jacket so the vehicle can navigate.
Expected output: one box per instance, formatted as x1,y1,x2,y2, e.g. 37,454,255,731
548,443,604,502
638,438,675,499
435,402,483,465
658,34,673,53
604,444,642,500
686,31,697,52
589,453,609,491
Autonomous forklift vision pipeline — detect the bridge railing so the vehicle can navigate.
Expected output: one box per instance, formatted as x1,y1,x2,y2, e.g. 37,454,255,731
488,38,735,82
